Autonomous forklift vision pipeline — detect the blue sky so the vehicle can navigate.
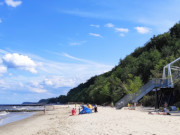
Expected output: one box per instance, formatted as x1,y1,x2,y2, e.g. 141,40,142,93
0,0,180,104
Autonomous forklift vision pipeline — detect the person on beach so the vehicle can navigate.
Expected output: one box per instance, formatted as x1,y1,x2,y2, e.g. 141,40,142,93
72,108,76,115
78,107,81,114
94,104,98,113
87,103,93,109
163,102,171,115
148,102,171,115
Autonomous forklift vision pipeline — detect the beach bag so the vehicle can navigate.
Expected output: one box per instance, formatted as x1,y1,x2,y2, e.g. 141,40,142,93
170,106,177,111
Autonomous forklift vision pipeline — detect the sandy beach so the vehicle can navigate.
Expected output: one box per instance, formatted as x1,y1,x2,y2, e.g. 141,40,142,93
0,105,180,135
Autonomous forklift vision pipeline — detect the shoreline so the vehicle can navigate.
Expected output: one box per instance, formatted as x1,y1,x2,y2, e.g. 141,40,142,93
0,111,44,128
0,105,180,135
0,104,53,127
0,112,36,127
0,111,46,135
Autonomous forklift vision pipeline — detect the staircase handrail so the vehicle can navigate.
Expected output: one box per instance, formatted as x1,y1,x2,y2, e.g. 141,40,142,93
115,78,169,109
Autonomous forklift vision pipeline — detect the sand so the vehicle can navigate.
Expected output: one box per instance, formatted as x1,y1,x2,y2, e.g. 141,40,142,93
0,105,180,135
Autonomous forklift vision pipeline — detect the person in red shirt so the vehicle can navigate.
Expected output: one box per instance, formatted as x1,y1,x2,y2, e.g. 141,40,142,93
72,108,76,115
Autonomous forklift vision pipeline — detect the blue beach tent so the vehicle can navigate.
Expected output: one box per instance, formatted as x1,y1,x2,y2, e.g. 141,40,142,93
79,106,92,114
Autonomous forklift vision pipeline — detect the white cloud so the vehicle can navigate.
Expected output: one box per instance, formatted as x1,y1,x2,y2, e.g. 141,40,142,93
115,28,129,33
105,23,128,36
120,33,125,37
0,49,8,55
42,76,77,88
62,53,88,63
0,49,113,102
89,33,103,38
69,41,87,46
62,10,108,19
18,52,113,92
5,0,22,8
37,54,112,78
61,53,113,76
62,52,97,64
90,24,100,28
0,65,7,74
105,23,114,28
69,42,81,46
2,53,37,73
43,79,53,86
134,26,151,34
28,76,77,93
29,87,47,93
60,1,180,34
0,79,9,89
18,82,24,87
0,18,2,23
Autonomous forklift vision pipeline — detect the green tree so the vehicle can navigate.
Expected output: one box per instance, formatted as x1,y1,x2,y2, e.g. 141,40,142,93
125,74,143,94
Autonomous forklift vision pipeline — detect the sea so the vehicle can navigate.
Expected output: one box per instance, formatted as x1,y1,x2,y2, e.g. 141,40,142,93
0,105,44,126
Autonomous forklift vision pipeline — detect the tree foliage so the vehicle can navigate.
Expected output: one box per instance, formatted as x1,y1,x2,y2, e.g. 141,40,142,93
39,22,180,105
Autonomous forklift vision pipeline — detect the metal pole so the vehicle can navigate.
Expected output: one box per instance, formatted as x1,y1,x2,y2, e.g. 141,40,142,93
168,88,174,106
163,67,166,79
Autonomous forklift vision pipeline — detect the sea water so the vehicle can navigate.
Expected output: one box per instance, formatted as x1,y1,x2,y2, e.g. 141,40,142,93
0,105,44,126
0,111,35,126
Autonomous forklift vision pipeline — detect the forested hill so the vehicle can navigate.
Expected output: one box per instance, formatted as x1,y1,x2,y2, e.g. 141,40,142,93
39,22,180,105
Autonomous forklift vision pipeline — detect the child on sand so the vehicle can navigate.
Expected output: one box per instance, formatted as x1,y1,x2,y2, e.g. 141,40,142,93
72,108,76,115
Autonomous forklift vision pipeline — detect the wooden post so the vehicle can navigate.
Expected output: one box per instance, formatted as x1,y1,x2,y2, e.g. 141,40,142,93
155,88,159,109
158,89,163,107
44,105,46,114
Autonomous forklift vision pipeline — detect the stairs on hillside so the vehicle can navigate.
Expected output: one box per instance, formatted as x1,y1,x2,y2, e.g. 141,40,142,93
115,56,180,109
115,79,168,109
